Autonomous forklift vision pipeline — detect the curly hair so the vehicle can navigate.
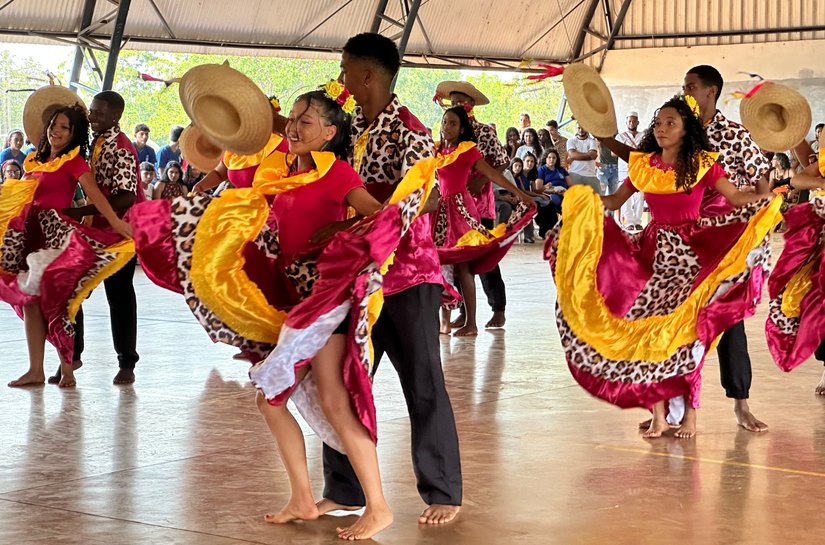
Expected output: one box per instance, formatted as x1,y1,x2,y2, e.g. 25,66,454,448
638,97,713,193
35,104,90,162
439,106,476,151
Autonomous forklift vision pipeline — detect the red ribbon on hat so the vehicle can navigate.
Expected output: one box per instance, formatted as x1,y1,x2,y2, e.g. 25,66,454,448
526,64,565,81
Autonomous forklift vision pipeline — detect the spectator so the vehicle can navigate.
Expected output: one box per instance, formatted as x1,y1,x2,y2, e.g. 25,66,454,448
596,141,619,195
153,160,186,200
813,123,824,153
534,148,570,237
545,120,568,167
519,112,531,134
1,159,22,187
565,122,600,194
139,161,156,200
537,128,552,151
132,123,156,164
1,129,27,164
21,138,36,156
515,128,542,160
183,162,205,191
615,111,645,231
156,125,183,177
504,126,520,159
501,156,536,242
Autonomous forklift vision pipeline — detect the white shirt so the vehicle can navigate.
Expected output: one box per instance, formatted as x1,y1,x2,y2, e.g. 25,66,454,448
566,135,599,177
616,130,645,181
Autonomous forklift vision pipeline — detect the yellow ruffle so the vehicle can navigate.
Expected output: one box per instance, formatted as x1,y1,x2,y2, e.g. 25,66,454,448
780,257,816,319
454,222,507,247
555,185,782,361
819,148,824,178
628,151,719,194
224,134,284,171
67,240,136,322
252,150,336,194
24,147,81,174
0,178,38,273
435,141,477,168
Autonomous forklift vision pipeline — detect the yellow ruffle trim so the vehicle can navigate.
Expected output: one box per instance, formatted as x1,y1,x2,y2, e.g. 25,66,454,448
0,178,38,273
454,222,507,247
435,141,476,168
628,151,719,194
224,134,284,171
67,240,136,322
23,147,81,174
555,185,782,361
780,257,816,319
819,148,825,178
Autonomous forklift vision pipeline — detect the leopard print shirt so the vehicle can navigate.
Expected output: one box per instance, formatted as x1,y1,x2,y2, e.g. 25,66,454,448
92,127,138,197
705,110,770,190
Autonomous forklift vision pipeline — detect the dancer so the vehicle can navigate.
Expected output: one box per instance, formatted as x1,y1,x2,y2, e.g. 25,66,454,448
1,92,133,388
549,91,780,439
433,106,533,336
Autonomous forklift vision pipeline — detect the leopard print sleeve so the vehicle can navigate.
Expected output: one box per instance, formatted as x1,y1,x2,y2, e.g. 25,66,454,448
110,147,138,195
400,128,435,179
476,124,509,168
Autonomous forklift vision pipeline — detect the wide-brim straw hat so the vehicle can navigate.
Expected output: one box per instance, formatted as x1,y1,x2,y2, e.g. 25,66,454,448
178,61,272,155
23,85,86,145
562,64,617,138
740,82,811,153
435,81,489,106
179,124,223,172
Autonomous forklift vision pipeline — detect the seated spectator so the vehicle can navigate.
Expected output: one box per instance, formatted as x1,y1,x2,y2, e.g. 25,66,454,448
1,159,22,188
156,126,183,177
133,123,157,165
139,161,157,200
519,112,531,134
501,155,540,243
515,128,543,160
545,120,568,167
183,162,205,191
812,123,823,152
534,148,570,237
537,128,552,151
153,161,187,200
0,129,27,164
504,126,520,159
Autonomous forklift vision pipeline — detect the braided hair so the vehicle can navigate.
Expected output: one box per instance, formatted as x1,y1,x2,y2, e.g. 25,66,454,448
35,104,90,162
638,97,713,193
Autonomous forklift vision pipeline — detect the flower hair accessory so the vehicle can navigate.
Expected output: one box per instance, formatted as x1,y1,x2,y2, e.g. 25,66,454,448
268,95,281,113
677,94,701,118
323,80,356,115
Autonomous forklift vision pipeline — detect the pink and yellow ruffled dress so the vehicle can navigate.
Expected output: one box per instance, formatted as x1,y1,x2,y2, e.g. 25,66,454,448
547,151,781,410
766,151,825,371
222,134,287,188
128,149,439,451
0,148,135,362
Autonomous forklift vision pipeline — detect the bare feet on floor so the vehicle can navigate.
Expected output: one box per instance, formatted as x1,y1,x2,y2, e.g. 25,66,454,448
453,325,478,337
816,370,825,395
337,506,393,540
8,370,46,388
485,311,506,329
264,497,319,524
449,315,466,329
637,418,679,430
674,408,697,439
734,400,768,432
642,416,669,438
315,498,363,517
418,504,460,525
113,369,135,385
47,360,82,385
439,322,451,335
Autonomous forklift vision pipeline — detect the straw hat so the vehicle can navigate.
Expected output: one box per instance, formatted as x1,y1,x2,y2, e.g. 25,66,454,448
561,64,617,138
23,85,86,145
178,61,272,155
739,82,811,153
179,124,223,172
435,81,490,106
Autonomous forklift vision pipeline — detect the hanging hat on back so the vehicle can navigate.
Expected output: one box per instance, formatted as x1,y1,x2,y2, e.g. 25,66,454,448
179,124,223,172
179,61,272,155
739,82,811,153
434,81,490,106
561,63,618,138
23,85,86,145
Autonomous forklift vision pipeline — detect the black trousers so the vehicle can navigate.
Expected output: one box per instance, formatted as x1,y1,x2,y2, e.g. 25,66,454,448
322,283,462,506
478,217,506,313
535,204,559,239
816,339,825,365
717,320,751,400
73,256,139,369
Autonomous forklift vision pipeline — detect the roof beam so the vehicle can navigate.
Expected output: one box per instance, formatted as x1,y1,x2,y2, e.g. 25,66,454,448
600,0,612,35
292,0,354,45
571,0,602,60
521,0,587,57
69,0,98,91
597,0,633,71
102,0,130,90
147,0,176,39
370,0,392,32
617,24,825,41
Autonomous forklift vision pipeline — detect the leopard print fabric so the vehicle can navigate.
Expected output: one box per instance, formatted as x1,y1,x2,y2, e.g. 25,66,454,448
470,118,509,168
433,201,449,246
93,128,138,196
453,193,491,236
696,197,772,228
1,228,26,273
705,110,770,190
284,258,319,299
811,194,825,219
767,296,799,335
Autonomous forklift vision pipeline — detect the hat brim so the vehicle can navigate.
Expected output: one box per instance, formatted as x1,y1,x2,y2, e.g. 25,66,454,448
23,85,86,145
562,64,617,138
435,81,490,106
179,62,272,155
740,82,811,153
179,124,223,173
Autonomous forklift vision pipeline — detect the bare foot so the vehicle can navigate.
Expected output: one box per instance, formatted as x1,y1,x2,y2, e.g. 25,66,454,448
264,497,319,524
48,360,82,385
8,370,46,388
642,416,668,438
418,504,459,525
674,408,697,439
734,400,768,432
453,325,478,337
816,370,825,395
113,369,135,385
638,418,679,430
449,315,466,329
485,311,506,329
440,322,451,335
316,498,363,516
337,506,393,540
58,361,76,388
232,351,247,360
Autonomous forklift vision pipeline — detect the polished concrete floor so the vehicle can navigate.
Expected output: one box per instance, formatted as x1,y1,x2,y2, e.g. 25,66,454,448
2,238,825,544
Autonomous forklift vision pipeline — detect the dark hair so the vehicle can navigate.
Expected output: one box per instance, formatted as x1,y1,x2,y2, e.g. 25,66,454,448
5,129,23,148
773,152,791,170
639,97,713,192
816,123,824,131
139,161,155,172
291,89,352,162
508,157,523,171
94,90,125,112
135,123,150,134
440,106,476,148
170,125,184,142
521,128,543,158
35,104,90,162
1,159,22,181
522,152,539,180
161,160,183,183
342,33,401,78
537,128,551,145
546,120,559,129
540,147,561,169
687,65,723,101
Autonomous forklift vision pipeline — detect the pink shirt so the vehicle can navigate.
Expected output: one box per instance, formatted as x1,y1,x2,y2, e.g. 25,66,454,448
31,154,90,209
270,159,363,259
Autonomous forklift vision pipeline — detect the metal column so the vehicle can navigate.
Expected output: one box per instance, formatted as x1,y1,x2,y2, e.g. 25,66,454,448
390,0,422,92
68,0,97,91
102,0,131,90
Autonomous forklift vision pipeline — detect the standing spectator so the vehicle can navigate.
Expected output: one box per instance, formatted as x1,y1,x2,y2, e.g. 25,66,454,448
515,128,542,160
812,123,824,153
545,120,568,167
596,141,619,195
139,161,156,200
565,122,600,194
132,123,156,165
616,111,645,231
156,125,183,177
519,112,531,134
1,129,27,164
504,126,520,159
